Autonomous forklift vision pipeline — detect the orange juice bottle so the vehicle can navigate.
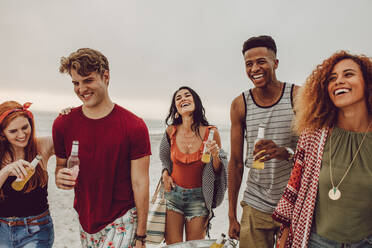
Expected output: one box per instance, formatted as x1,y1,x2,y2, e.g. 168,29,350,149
252,124,265,170
11,155,42,191
201,129,215,163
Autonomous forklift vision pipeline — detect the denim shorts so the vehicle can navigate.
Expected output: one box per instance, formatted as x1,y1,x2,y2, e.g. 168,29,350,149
164,184,209,221
0,210,54,248
308,232,372,248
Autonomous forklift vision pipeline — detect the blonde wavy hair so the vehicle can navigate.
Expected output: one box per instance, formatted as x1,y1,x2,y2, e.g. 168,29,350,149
294,50,372,134
59,48,109,77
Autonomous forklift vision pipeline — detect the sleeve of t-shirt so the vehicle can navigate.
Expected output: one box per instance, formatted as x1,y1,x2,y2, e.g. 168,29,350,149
128,117,152,160
52,115,67,159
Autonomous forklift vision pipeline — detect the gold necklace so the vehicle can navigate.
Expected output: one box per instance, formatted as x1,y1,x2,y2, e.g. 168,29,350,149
181,131,197,149
328,122,371,200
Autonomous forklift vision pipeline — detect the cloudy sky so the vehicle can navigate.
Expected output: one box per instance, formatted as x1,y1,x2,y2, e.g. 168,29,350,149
0,0,371,125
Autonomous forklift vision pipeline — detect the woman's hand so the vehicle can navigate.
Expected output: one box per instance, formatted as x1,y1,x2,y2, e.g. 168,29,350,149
162,170,174,192
6,159,32,180
277,227,289,248
205,139,220,158
59,107,73,115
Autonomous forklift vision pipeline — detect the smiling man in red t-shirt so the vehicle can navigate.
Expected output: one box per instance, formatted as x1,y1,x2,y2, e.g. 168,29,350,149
53,48,151,248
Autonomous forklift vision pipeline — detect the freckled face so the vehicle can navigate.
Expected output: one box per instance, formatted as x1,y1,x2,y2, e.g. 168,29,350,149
3,116,31,149
327,59,366,110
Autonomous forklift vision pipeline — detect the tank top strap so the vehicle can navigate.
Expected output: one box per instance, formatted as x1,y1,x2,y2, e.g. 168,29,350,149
169,125,177,145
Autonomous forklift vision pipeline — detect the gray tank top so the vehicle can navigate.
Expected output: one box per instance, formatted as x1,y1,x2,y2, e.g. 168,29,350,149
243,83,297,213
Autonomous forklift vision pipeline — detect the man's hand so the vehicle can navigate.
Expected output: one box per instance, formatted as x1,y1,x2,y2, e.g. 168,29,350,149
55,167,75,190
228,217,241,240
253,139,289,162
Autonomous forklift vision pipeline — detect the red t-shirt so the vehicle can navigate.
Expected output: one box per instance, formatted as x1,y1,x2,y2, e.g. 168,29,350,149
52,104,151,234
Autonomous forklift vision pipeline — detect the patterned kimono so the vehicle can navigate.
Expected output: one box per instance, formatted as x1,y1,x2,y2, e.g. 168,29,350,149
272,128,329,248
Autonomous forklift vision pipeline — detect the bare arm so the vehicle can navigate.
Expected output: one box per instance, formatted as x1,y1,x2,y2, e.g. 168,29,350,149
131,155,150,247
228,95,245,239
36,136,55,170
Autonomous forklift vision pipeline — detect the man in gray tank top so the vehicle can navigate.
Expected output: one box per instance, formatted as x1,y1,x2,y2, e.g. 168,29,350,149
228,35,299,248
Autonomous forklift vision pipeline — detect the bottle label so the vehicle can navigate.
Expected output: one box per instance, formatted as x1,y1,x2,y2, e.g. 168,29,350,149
252,150,265,170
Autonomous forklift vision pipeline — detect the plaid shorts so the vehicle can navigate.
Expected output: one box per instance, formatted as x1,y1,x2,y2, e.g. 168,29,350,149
79,207,137,248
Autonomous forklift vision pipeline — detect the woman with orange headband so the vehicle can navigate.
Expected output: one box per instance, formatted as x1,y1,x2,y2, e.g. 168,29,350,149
0,101,55,247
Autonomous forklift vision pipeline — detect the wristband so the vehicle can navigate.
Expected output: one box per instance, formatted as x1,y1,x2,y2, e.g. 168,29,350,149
134,234,147,245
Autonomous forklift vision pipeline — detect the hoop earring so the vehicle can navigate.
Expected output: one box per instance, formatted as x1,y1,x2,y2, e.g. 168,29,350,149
175,112,179,119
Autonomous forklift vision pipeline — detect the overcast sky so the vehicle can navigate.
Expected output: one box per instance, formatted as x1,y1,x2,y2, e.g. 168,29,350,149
0,0,371,125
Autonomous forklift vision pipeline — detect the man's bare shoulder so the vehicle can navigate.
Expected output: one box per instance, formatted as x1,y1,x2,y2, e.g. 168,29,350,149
231,94,245,117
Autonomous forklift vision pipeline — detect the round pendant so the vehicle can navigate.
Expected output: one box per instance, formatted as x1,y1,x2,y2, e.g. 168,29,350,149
328,187,341,200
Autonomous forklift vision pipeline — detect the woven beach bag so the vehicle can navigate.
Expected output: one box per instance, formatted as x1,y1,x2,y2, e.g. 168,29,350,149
146,178,166,244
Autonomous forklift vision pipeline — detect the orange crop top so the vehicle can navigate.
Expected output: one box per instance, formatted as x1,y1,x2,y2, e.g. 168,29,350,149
170,125,212,189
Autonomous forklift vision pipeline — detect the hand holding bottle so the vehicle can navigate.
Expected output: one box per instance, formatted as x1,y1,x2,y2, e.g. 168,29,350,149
55,167,76,190
204,139,220,158
254,140,290,162
11,155,42,191
202,129,216,163
6,159,32,180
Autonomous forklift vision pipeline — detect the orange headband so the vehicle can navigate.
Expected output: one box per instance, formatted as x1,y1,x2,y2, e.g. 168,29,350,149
0,102,34,125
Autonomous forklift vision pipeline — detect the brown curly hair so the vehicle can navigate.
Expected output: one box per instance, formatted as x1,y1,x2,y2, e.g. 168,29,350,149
294,50,372,134
0,101,48,199
59,48,109,77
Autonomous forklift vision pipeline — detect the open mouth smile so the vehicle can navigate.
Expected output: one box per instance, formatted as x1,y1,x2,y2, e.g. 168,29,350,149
334,88,351,96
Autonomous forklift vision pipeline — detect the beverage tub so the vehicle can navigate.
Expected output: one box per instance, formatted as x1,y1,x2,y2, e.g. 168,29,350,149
162,239,216,248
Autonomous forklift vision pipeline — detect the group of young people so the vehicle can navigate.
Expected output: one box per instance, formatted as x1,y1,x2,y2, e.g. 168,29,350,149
0,35,371,248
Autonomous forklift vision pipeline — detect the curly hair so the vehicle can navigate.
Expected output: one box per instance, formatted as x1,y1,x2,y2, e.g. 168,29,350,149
59,48,109,77
0,101,48,199
294,50,372,134
165,86,209,136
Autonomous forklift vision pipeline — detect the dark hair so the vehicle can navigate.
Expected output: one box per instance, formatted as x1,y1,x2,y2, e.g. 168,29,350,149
165,86,209,134
242,35,277,56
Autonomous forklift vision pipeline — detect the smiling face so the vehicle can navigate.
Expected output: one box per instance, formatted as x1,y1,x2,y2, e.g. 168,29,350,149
71,69,110,109
3,116,31,150
244,47,278,88
327,59,366,111
174,89,195,116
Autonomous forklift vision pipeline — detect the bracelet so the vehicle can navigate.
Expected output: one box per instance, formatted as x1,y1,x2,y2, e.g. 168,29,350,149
134,234,147,244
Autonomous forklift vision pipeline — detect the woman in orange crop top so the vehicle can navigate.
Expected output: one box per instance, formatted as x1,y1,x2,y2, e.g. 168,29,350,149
161,86,225,245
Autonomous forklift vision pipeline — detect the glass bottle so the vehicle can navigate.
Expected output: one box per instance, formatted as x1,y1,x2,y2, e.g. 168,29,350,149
201,129,215,163
67,140,80,180
252,124,265,169
12,155,42,191
209,233,226,248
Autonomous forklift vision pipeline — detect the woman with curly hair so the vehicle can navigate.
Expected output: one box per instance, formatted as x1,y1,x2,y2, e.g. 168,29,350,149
159,86,228,244
0,101,54,247
272,51,372,248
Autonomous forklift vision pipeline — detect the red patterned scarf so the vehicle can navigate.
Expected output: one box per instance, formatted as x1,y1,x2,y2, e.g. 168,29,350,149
272,128,329,248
